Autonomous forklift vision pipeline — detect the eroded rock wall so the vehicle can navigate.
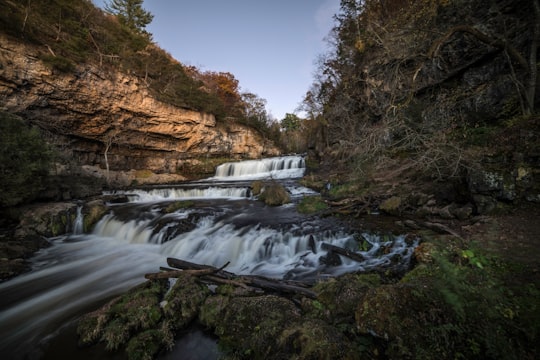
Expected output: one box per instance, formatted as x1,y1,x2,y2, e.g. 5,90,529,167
0,34,279,176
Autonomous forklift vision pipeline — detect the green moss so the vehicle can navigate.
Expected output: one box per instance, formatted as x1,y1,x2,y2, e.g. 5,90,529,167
199,295,231,329
210,295,301,358
126,325,174,360
162,273,211,329
83,201,107,232
279,319,359,359
258,181,290,206
297,196,328,214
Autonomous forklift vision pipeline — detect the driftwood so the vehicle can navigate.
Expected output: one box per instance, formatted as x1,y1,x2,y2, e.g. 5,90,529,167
145,261,230,280
321,243,365,262
144,257,317,299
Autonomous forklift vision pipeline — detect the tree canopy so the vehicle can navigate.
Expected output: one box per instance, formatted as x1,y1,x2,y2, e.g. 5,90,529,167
105,0,153,36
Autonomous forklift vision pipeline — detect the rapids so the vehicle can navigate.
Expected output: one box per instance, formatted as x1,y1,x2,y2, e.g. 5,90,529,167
0,155,417,359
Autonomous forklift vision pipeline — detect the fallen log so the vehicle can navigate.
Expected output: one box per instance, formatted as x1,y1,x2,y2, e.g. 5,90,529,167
162,257,318,299
146,261,231,280
321,243,365,262
167,257,236,279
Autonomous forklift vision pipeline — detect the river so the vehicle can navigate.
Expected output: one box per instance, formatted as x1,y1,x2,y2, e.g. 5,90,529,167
0,155,417,359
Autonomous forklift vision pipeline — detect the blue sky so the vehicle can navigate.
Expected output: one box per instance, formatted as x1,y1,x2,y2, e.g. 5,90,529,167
92,0,340,120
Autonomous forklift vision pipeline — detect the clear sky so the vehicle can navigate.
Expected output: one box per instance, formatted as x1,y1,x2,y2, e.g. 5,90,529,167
92,0,340,120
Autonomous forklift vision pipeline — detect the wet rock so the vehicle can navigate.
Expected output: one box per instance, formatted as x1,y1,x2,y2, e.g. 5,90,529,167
15,202,79,237
318,250,342,266
83,199,108,232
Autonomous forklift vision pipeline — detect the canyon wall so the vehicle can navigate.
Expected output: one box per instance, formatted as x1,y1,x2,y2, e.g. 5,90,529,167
0,34,279,182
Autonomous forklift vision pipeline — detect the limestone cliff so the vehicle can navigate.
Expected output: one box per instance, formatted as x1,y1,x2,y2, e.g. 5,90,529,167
0,34,279,180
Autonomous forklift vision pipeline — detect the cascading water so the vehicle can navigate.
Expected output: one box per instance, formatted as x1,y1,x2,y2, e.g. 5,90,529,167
0,155,418,359
73,205,84,235
213,155,306,179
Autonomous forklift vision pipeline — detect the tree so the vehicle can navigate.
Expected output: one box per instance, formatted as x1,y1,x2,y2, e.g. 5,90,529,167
105,0,153,36
281,113,302,132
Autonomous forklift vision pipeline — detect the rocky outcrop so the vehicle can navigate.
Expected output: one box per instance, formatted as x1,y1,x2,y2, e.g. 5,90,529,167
0,34,279,178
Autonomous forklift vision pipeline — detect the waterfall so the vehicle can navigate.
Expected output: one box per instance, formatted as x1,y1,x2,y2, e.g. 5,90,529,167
213,155,305,180
106,186,250,202
73,205,84,234
0,154,419,359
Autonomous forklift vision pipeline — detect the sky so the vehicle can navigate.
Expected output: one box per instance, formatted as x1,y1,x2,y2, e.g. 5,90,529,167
92,0,340,120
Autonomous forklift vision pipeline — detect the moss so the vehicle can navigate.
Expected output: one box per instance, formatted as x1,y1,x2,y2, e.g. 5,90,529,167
125,323,174,360
77,280,169,352
251,180,264,196
198,295,231,328
308,274,380,323
258,181,290,206
297,196,328,214
379,196,402,215
208,295,301,358
83,200,107,232
279,319,359,359
162,273,211,329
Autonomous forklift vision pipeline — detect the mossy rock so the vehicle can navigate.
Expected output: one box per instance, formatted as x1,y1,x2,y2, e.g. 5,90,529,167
309,273,381,322
251,180,264,196
77,280,169,351
83,200,108,232
379,196,402,215
199,294,231,328
278,319,360,359
125,322,174,360
204,295,301,358
355,283,453,359
258,181,290,206
162,272,211,329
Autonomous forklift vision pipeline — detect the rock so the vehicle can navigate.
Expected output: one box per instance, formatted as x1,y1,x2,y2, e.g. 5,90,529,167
451,204,473,220
258,181,290,206
379,196,402,215
0,33,280,179
355,284,450,358
200,294,300,358
279,319,359,359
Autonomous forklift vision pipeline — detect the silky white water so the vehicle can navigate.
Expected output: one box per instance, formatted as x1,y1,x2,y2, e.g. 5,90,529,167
0,155,417,359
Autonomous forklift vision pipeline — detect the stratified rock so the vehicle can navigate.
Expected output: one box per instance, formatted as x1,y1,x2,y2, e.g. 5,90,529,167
0,34,280,179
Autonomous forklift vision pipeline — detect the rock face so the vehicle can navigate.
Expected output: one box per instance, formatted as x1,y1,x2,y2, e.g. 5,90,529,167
0,34,279,176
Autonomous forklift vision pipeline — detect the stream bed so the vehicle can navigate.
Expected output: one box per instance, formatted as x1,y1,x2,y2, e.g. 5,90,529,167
0,155,418,359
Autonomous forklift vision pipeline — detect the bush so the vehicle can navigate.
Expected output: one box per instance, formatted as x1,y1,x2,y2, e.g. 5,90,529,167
0,112,53,207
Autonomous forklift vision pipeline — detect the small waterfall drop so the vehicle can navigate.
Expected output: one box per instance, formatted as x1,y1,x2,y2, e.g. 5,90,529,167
214,155,305,180
73,205,84,234
0,154,419,359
